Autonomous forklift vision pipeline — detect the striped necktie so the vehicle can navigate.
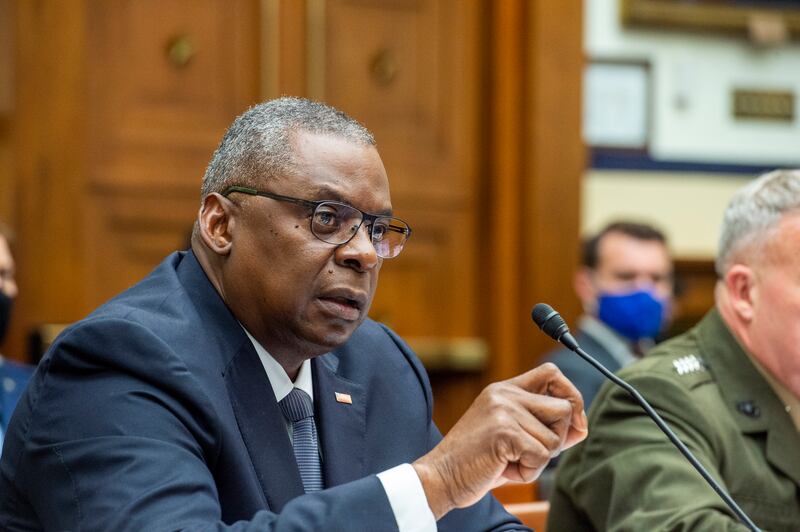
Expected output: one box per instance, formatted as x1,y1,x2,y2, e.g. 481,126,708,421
279,388,324,492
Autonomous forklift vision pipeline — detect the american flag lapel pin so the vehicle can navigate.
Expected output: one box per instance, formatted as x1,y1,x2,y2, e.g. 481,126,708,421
335,392,352,404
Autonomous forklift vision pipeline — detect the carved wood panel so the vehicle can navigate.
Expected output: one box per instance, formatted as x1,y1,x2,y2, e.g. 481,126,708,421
7,0,260,359
85,0,260,302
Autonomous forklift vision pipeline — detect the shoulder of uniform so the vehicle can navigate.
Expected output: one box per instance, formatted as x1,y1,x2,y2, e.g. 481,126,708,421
669,353,707,377
620,334,714,389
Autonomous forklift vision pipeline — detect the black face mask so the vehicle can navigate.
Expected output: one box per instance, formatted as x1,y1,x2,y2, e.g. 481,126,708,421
0,291,13,345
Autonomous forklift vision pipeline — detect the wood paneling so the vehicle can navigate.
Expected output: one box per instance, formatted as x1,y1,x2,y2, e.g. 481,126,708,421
504,501,550,532
10,0,90,360
486,0,524,383
85,0,259,303
521,0,585,368
0,0,12,118
7,0,260,359
670,258,717,336
483,0,585,382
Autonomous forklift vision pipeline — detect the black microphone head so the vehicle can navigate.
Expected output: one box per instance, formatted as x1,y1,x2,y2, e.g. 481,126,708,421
531,303,571,341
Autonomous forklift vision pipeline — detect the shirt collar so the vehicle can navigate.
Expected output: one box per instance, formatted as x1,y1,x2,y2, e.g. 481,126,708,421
579,314,638,367
748,350,800,432
242,327,314,403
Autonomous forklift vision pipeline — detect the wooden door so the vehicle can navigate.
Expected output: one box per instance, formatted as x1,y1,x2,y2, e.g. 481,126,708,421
8,0,260,358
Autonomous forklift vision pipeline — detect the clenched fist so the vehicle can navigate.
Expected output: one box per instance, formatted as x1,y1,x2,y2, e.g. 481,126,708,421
413,363,587,519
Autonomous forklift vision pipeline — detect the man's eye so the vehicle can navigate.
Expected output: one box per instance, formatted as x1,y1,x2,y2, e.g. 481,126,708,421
371,222,388,241
316,211,337,226
313,208,342,234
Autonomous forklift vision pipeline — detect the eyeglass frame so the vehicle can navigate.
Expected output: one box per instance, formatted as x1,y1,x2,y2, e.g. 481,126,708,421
221,185,412,258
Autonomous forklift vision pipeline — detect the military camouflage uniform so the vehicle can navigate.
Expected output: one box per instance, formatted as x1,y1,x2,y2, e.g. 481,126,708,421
548,309,800,531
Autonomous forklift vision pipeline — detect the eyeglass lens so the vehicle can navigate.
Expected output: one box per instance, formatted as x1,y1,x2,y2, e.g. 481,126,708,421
311,202,409,258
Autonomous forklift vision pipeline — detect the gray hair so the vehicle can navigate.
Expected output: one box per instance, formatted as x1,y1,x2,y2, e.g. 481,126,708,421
716,169,800,276
200,97,375,199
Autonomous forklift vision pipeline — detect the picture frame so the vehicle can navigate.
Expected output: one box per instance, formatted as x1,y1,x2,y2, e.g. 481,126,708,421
620,0,800,40
582,59,651,151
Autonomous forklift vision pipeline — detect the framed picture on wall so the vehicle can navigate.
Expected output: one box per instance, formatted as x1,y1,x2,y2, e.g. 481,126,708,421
620,0,800,42
582,59,651,151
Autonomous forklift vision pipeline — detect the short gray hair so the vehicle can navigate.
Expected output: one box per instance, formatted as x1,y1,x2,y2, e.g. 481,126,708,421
200,97,375,199
716,169,800,276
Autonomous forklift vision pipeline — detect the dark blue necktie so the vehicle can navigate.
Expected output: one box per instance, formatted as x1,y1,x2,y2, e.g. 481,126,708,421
279,388,323,492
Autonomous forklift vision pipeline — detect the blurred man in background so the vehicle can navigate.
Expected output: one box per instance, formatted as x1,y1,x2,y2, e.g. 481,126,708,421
0,225,33,455
544,221,675,409
548,170,800,531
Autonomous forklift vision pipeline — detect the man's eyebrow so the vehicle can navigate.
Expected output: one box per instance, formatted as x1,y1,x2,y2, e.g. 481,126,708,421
307,185,347,203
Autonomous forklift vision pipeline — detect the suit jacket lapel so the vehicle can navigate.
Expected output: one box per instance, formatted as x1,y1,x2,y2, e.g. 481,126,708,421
224,341,305,511
313,354,367,487
176,251,305,510
174,253,369,501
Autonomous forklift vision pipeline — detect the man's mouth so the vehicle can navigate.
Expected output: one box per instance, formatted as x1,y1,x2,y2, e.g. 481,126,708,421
321,296,361,310
317,289,368,321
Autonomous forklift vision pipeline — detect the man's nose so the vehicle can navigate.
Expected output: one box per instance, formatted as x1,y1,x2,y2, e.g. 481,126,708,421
335,224,380,272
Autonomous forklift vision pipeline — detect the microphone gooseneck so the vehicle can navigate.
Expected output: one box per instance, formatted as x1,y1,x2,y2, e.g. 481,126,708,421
531,303,761,532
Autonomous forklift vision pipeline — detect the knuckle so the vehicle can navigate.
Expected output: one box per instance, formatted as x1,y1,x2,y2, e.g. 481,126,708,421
481,384,511,410
542,430,561,452
495,416,517,441
496,431,526,460
483,381,507,398
554,397,573,416
538,362,562,378
522,444,549,462
493,416,516,438
519,448,549,471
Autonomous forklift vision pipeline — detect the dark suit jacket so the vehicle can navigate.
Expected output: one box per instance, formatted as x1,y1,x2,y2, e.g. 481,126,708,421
0,358,33,448
542,326,625,410
0,251,524,531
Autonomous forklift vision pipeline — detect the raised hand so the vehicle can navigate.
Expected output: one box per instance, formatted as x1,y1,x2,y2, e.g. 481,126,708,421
413,363,587,519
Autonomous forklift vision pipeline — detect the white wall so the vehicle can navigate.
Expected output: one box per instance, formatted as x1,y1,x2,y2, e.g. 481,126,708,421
582,0,800,258
585,0,800,164
582,170,750,257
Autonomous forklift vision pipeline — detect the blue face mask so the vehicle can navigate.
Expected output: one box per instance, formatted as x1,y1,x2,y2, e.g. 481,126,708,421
597,289,665,342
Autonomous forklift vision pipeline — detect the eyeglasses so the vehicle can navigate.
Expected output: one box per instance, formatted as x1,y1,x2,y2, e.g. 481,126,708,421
222,185,412,259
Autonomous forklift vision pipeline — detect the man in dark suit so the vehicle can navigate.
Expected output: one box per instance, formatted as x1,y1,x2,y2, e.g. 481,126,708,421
0,358,31,455
543,221,674,409
0,98,587,531
0,225,34,456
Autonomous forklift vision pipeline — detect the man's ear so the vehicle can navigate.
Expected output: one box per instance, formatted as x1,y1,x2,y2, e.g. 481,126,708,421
724,264,756,323
197,193,235,256
573,267,596,312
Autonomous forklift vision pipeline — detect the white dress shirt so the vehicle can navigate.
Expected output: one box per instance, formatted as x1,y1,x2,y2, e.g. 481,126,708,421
243,328,436,531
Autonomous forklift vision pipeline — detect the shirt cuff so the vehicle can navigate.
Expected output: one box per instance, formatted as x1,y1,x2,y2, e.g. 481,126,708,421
376,463,437,532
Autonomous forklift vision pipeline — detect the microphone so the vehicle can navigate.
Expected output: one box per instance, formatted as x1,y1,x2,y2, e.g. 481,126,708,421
531,303,761,532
